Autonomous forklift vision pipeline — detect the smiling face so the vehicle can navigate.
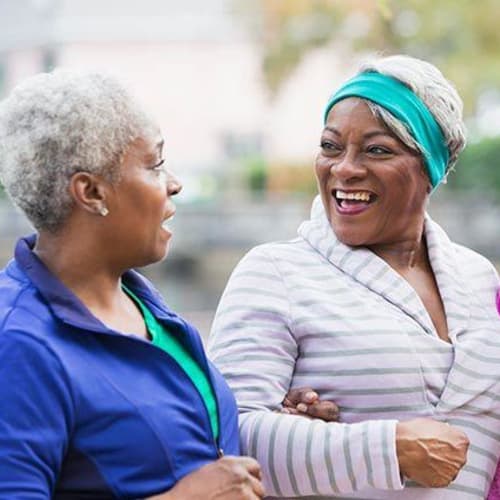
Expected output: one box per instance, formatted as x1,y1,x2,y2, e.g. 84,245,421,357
105,134,182,268
316,98,430,248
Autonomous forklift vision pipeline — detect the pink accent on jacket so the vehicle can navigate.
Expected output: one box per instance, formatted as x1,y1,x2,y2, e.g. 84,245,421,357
487,291,500,500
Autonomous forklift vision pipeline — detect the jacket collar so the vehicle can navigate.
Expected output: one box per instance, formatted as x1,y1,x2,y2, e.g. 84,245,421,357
12,234,214,390
298,197,471,339
13,234,178,333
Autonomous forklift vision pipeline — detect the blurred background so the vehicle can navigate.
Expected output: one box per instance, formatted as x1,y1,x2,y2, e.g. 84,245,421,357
0,0,499,338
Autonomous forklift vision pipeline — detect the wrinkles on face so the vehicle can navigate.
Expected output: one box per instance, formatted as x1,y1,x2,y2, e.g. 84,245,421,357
106,134,182,267
315,98,430,250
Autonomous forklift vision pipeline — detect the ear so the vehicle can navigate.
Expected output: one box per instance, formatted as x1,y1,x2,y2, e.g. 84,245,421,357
418,160,432,194
69,172,109,216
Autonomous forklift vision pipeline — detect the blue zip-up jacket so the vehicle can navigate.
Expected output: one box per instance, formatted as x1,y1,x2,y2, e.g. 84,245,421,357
0,235,240,499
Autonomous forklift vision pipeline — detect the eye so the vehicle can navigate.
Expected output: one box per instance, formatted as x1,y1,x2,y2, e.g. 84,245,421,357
151,159,166,172
367,145,392,155
320,140,342,154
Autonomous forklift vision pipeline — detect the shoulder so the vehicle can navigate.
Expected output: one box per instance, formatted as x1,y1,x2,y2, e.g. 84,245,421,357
0,262,62,348
238,238,321,268
427,216,499,287
451,242,498,282
449,243,499,313
0,267,51,328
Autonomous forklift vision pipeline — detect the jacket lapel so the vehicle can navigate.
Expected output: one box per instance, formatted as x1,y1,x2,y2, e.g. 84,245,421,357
423,216,471,341
298,197,470,338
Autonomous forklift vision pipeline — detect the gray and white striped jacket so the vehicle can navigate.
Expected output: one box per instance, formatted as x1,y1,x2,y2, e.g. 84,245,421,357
208,197,500,499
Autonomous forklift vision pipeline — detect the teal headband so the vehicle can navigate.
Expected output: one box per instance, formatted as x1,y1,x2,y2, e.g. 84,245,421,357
323,72,449,189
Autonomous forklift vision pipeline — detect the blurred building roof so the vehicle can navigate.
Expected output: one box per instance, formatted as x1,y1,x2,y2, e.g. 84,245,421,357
0,0,243,51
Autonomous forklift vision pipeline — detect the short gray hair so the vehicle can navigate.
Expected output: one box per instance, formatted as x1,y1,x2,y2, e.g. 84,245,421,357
358,55,466,175
0,70,157,232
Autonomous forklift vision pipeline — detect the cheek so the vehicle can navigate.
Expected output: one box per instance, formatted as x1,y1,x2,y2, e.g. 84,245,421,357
314,154,331,181
385,168,428,212
146,183,167,207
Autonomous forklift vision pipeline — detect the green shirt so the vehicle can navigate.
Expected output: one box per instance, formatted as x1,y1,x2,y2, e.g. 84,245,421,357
123,286,219,440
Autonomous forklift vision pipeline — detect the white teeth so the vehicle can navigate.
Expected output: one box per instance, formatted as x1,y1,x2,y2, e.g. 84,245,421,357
162,214,175,228
335,190,371,202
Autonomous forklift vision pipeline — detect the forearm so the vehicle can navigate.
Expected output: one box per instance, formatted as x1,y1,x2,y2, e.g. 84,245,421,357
210,247,403,495
239,410,403,497
0,331,71,496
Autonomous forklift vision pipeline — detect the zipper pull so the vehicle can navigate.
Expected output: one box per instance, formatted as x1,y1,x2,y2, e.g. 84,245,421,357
217,447,224,458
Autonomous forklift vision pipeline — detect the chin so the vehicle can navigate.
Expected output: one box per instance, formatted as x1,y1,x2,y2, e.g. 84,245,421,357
332,225,373,248
134,244,170,269
156,241,171,262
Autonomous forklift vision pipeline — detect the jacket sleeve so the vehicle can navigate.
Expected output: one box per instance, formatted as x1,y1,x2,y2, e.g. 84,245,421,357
0,330,74,498
208,246,404,497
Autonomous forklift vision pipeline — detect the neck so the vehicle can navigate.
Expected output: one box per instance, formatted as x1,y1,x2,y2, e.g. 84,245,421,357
367,214,429,272
369,237,428,272
34,226,126,310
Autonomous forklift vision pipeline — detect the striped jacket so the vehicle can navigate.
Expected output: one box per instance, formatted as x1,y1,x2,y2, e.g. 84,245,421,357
208,197,500,499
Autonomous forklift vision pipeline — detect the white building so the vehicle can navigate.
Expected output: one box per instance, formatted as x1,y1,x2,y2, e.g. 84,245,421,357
0,0,354,197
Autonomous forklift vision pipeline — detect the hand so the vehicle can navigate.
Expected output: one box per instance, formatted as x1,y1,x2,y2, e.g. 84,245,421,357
396,418,469,488
282,386,339,422
149,456,265,500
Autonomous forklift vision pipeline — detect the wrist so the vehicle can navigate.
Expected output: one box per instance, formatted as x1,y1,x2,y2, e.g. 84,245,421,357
395,421,413,474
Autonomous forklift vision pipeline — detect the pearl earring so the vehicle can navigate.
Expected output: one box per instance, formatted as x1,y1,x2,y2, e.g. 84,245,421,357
99,206,109,217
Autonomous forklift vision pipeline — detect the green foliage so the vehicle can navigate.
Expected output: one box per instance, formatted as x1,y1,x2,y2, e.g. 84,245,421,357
244,155,268,192
241,0,500,114
236,0,340,94
235,0,500,198
446,137,500,198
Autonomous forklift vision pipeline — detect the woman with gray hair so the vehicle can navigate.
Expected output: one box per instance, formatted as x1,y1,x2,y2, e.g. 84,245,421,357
0,70,266,499
209,54,500,499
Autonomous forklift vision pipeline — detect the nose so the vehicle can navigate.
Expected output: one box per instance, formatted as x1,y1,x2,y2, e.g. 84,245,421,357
166,170,182,197
330,152,366,182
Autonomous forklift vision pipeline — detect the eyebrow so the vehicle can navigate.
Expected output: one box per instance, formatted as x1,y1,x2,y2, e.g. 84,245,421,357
140,140,164,164
323,126,393,140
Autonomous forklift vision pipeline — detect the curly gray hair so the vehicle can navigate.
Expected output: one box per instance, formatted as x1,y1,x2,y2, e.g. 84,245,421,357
0,70,157,232
358,55,466,176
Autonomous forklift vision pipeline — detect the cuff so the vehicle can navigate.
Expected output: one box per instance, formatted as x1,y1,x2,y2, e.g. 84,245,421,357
368,420,405,491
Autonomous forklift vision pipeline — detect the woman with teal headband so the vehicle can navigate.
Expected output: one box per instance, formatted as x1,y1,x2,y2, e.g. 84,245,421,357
209,54,500,499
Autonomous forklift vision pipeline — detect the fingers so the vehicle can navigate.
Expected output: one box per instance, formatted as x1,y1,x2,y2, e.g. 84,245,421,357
281,407,300,415
283,386,340,422
225,455,262,480
283,387,318,406
306,401,340,422
281,400,340,422
248,472,266,498
223,456,265,499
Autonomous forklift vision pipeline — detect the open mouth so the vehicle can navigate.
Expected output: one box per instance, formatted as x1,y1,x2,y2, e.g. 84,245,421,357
161,212,175,231
332,189,377,213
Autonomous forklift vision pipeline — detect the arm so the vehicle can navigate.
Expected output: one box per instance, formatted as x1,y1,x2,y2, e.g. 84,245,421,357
0,330,73,497
208,246,404,497
282,392,468,489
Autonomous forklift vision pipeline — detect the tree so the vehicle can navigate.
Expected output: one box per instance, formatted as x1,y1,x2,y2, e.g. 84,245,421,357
238,0,500,115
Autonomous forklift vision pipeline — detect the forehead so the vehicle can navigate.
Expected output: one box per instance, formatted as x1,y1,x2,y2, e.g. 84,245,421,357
127,133,164,158
325,97,387,132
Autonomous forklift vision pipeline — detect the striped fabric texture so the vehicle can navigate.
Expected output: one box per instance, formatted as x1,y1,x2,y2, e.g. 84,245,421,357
208,196,500,499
